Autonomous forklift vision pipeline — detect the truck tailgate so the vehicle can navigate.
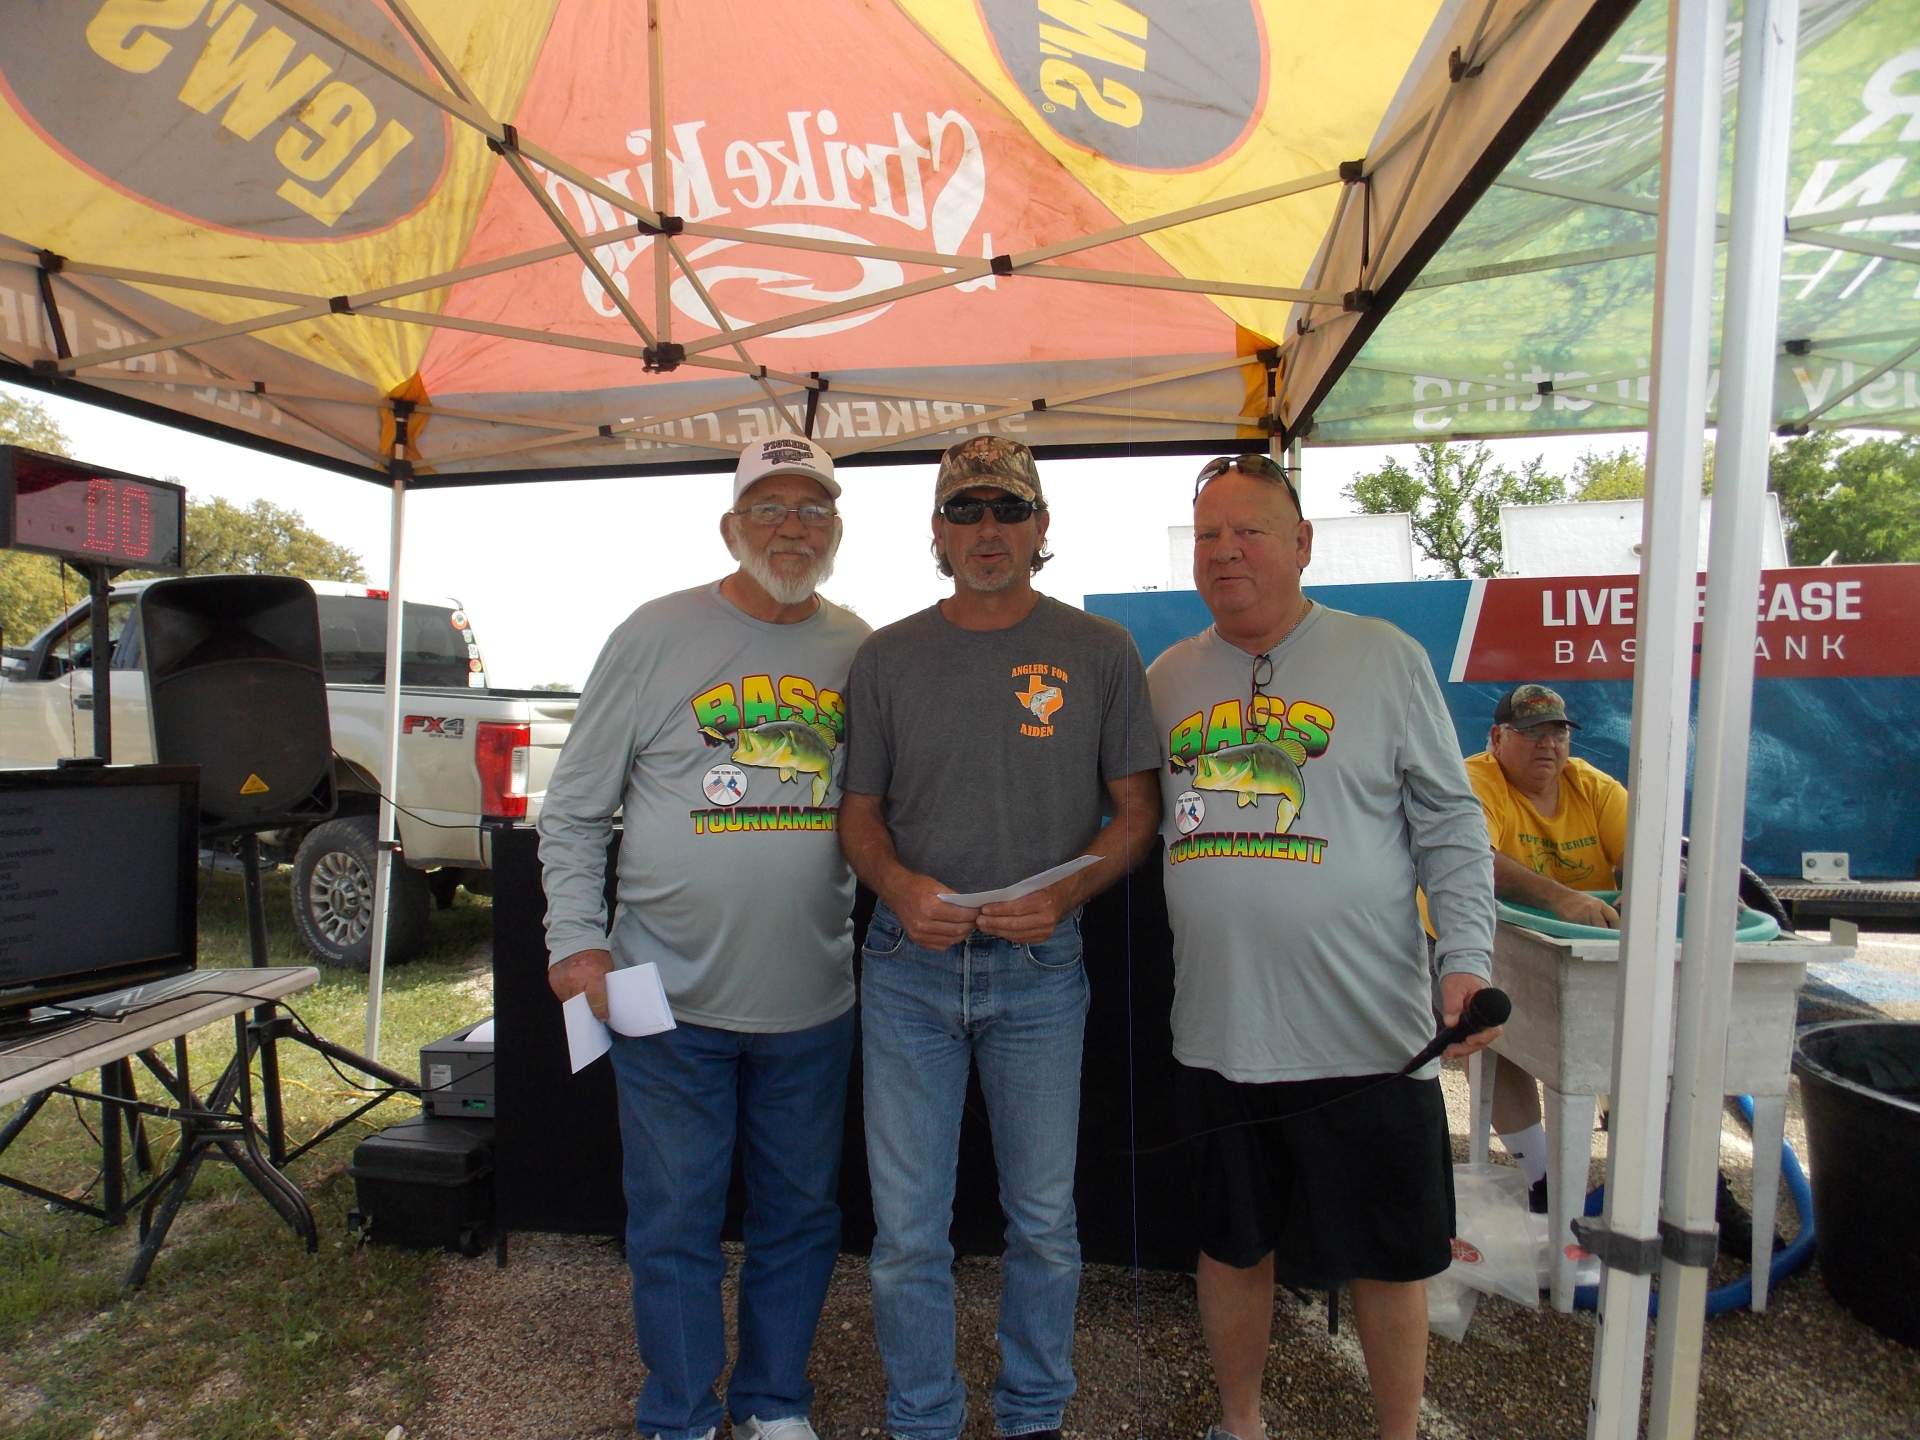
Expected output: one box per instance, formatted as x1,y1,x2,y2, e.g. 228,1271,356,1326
521,692,579,826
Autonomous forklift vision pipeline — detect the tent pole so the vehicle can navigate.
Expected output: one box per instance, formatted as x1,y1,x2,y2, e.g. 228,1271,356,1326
647,0,670,345
1649,4,1801,1435
364,425,412,1061
1585,3,1726,1438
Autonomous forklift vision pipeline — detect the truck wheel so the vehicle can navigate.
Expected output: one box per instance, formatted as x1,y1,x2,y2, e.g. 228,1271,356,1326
291,818,431,969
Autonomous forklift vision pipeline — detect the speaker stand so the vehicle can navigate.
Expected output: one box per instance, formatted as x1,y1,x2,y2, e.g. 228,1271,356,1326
234,834,418,1166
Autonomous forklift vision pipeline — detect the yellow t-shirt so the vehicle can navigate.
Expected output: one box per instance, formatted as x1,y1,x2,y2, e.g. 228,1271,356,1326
1465,751,1628,892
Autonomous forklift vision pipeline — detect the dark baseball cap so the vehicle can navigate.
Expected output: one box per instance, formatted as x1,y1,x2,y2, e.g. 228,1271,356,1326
1494,683,1579,730
934,435,1043,507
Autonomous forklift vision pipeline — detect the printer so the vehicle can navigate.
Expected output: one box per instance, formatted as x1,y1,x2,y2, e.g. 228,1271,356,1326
419,1018,495,1118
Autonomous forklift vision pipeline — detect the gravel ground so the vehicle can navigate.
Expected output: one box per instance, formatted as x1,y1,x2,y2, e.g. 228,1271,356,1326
412,930,1920,1440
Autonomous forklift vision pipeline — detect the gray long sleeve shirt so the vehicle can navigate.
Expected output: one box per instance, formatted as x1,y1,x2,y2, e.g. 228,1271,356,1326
538,582,869,1032
1147,605,1493,1082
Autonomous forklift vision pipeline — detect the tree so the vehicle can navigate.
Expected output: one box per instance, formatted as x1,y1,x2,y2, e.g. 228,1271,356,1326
1566,442,1717,501
0,394,77,642
1569,445,1647,500
1346,439,1565,577
169,496,366,583
0,391,69,453
1770,431,1920,565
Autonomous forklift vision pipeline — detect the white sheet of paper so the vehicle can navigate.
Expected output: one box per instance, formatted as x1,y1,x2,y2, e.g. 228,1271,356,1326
562,992,612,1073
607,962,676,1037
465,1018,495,1044
937,854,1101,908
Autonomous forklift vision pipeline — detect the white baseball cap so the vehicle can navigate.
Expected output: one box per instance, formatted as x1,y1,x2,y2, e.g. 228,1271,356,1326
733,433,840,502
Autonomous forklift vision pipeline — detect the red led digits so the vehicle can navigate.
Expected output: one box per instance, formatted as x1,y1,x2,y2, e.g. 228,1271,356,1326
80,478,155,560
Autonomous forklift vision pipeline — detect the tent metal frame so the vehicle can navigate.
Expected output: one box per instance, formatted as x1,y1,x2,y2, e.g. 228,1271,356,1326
6,7,1901,1435
5,0,1627,486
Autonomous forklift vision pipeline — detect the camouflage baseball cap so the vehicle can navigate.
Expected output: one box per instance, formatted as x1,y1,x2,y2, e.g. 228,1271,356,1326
1494,683,1579,730
934,435,1043,508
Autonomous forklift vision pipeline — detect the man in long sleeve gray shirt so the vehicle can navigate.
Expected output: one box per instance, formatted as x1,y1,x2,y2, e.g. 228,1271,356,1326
540,434,869,1440
1146,455,1499,1440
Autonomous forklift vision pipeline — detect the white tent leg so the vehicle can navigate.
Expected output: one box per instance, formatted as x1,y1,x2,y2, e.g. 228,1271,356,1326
1585,3,1727,1437
364,465,409,1061
1649,3,1801,1434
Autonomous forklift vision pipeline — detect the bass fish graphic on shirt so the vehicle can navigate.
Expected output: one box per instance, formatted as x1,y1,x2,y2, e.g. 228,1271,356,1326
700,719,837,806
1170,734,1308,834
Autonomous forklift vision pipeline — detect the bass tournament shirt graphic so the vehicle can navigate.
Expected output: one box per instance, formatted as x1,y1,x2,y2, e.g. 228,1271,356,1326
688,672,847,832
1162,689,1332,864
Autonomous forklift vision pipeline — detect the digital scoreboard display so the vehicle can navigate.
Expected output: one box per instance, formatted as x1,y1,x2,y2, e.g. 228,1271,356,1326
0,446,185,572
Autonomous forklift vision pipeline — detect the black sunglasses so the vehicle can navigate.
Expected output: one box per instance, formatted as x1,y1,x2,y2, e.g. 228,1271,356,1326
1194,454,1302,515
940,497,1043,525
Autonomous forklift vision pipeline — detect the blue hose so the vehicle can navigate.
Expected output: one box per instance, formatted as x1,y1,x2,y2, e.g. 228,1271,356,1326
1571,1096,1815,1316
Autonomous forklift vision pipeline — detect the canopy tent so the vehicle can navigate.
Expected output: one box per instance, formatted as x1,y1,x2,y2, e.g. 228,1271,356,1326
0,0,1633,481
1304,0,1920,444
0,5,1874,1440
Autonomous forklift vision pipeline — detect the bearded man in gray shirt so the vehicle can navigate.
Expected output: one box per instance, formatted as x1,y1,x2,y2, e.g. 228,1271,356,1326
1147,454,1499,1440
839,436,1160,1440
540,434,869,1440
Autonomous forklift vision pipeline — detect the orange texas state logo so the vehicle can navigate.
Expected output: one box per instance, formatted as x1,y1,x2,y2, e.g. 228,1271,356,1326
1012,663,1068,737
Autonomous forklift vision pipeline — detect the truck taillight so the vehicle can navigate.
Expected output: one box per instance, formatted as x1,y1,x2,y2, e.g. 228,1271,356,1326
476,722,531,820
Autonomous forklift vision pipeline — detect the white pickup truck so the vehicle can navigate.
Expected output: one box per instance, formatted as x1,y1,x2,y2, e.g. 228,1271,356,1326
0,580,577,968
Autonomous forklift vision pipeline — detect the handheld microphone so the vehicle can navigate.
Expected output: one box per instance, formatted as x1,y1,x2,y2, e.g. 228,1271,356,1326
1399,986,1510,1075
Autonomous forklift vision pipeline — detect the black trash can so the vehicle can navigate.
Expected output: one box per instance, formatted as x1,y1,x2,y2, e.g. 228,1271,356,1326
1792,1021,1920,1347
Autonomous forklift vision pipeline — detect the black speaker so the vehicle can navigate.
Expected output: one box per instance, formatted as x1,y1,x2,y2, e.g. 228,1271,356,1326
139,575,337,834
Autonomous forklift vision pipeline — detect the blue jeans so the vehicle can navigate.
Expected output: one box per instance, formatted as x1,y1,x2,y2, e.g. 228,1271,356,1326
860,902,1090,1439
608,1010,854,1440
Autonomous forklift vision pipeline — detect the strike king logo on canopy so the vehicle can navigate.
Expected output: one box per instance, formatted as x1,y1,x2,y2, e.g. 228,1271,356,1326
979,0,1265,169
536,107,996,333
8,0,448,238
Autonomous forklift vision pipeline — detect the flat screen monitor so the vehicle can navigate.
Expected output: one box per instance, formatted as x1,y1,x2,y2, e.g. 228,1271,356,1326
0,764,198,1024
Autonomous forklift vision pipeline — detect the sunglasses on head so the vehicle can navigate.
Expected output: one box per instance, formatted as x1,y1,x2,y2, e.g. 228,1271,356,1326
940,497,1042,525
1194,454,1302,514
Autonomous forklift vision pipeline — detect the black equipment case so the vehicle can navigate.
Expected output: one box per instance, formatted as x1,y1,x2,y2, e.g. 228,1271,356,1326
348,1115,495,1255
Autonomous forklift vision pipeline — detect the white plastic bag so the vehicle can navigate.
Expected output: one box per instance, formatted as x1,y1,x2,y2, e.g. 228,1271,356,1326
1426,1271,1481,1344
1444,1163,1540,1309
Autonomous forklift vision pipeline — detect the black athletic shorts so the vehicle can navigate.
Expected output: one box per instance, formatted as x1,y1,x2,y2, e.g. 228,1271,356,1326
1175,1062,1456,1287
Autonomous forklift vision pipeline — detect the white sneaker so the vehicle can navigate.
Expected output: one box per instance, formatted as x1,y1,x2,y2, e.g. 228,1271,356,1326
734,1418,820,1440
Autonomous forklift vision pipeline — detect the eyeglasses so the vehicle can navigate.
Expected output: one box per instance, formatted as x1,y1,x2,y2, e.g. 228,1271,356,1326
1250,651,1274,728
940,497,1043,525
735,502,837,528
1195,454,1302,516
1504,722,1572,746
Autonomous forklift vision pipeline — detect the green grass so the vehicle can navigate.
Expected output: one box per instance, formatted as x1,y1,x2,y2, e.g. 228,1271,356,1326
0,867,495,1439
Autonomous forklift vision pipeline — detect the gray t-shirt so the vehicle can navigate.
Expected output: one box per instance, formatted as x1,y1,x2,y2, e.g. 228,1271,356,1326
1147,606,1493,1082
539,582,870,1032
843,595,1160,896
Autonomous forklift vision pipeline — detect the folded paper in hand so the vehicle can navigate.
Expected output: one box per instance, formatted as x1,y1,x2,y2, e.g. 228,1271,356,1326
937,854,1100,908
562,962,676,1073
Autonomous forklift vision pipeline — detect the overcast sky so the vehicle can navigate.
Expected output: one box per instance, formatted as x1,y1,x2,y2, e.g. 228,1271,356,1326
5,380,1618,689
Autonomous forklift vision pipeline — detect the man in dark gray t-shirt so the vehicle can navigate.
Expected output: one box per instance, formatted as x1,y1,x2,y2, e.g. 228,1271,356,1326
840,436,1159,1440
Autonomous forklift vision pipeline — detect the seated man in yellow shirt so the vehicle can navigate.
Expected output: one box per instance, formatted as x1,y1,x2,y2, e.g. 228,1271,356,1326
1466,684,1626,1209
